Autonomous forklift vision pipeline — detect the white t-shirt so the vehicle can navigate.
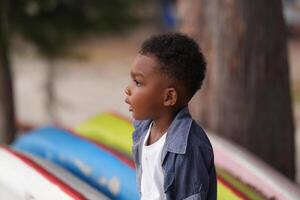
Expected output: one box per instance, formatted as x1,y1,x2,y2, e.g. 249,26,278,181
141,122,167,200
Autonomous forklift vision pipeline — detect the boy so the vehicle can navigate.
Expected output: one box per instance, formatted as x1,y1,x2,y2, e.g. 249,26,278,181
125,33,217,200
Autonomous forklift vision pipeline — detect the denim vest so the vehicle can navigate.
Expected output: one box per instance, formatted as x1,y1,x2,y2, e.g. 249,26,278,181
132,107,217,200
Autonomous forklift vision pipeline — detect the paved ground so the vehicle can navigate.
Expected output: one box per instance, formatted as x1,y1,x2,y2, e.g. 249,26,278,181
11,31,300,182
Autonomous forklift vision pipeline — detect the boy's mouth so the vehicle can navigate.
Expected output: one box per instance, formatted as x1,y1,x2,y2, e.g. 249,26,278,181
129,106,133,112
125,97,133,112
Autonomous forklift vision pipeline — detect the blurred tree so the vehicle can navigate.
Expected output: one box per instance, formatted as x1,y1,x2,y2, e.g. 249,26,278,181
10,0,138,55
0,0,16,143
7,0,139,122
177,0,214,127
179,0,295,180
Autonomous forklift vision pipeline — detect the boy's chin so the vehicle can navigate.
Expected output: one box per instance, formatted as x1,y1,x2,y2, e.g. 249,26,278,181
131,115,143,121
131,113,149,121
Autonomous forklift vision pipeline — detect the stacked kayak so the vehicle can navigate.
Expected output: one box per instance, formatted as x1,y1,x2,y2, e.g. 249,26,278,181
75,113,134,157
13,112,300,200
0,145,109,200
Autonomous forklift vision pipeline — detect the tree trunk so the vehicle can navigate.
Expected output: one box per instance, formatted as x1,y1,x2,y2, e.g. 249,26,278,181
0,0,16,144
177,0,216,128
179,0,295,180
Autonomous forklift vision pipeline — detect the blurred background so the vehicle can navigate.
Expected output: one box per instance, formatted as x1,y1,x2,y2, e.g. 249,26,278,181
0,0,300,187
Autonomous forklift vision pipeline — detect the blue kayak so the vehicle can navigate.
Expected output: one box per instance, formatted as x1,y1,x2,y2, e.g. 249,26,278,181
12,126,139,200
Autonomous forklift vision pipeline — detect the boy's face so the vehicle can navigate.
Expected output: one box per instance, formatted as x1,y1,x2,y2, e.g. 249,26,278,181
125,54,169,120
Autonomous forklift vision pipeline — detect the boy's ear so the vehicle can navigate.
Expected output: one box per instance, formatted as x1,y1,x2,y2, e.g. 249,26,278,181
163,87,178,106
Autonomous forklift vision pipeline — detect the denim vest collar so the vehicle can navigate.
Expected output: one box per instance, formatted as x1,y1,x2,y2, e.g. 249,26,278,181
164,106,193,155
133,106,193,157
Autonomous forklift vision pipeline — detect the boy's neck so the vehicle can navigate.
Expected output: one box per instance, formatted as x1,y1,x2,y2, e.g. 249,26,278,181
146,107,183,145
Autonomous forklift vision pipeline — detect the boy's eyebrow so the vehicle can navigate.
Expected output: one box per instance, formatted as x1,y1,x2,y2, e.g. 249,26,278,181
130,71,144,78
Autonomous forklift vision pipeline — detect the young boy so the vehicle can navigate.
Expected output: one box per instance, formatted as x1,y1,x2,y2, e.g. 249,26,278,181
125,33,217,200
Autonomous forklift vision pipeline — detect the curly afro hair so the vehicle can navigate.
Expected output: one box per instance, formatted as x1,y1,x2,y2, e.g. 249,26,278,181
140,33,206,99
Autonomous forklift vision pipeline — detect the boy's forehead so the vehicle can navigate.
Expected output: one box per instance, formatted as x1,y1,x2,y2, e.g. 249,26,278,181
130,54,160,75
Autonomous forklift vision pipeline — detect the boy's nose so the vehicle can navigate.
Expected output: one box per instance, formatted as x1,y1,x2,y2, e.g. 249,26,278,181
125,86,131,95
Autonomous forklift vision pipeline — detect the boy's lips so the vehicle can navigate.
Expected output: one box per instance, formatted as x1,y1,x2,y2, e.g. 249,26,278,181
129,106,133,112
125,97,133,112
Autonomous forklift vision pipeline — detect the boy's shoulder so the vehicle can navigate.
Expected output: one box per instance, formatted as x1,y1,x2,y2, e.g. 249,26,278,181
188,121,213,152
187,120,214,159
175,120,214,174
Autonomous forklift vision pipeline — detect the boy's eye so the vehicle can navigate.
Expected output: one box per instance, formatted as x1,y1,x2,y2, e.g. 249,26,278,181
134,80,142,87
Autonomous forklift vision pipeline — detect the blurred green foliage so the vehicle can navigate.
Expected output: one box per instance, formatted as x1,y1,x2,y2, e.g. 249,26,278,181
8,0,139,56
